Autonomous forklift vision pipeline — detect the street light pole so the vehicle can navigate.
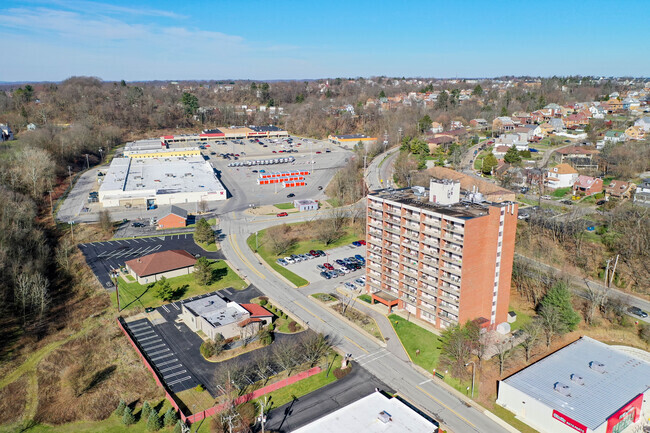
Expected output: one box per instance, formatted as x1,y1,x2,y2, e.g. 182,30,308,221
465,361,475,398
69,221,74,241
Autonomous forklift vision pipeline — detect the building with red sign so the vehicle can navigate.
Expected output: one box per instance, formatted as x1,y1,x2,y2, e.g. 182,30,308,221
497,336,650,433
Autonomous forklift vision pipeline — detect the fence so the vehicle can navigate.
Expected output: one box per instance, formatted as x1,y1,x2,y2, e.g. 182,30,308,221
117,317,321,425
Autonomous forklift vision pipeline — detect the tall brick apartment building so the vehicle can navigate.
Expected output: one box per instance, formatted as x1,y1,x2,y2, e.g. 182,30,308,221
366,179,518,330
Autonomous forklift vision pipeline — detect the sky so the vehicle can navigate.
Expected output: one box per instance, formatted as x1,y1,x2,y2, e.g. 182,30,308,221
1,0,648,82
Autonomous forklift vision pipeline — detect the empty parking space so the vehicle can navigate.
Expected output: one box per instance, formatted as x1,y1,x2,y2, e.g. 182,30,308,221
282,245,367,288
78,233,223,289
124,318,198,393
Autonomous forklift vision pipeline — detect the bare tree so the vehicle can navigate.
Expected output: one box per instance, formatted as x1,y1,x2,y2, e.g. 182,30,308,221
583,284,609,326
301,333,331,366
519,321,542,362
494,338,515,376
273,341,299,374
538,304,564,348
266,224,295,255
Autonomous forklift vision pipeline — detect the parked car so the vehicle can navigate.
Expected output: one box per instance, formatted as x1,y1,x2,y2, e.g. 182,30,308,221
335,259,346,266
317,264,327,271
354,254,365,262
541,195,552,200
338,267,350,274
309,250,319,256
358,240,366,245
344,282,356,290
355,278,366,286
318,186,323,190
628,306,649,318
320,271,331,279
284,257,295,264
316,250,325,256
287,193,295,198
596,199,606,205
132,222,145,227
351,241,362,247
324,263,334,270
277,212,288,217
276,258,288,266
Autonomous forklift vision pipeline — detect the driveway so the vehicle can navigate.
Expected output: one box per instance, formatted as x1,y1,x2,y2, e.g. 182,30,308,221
79,233,224,289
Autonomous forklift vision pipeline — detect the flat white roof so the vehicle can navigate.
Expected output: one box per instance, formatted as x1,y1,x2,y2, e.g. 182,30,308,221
183,295,247,328
292,391,438,433
99,156,225,198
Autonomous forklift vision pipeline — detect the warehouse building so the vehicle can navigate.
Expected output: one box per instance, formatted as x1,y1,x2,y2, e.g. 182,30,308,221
328,133,377,146
125,250,197,284
98,155,226,208
292,390,438,433
496,336,650,433
162,125,288,144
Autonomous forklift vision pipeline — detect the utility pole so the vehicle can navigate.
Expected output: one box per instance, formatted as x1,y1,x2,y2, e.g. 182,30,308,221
69,221,74,241
609,254,619,287
85,153,90,169
67,165,72,186
258,396,269,433
465,361,476,398
255,231,258,250
48,190,53,214
113,272,121,312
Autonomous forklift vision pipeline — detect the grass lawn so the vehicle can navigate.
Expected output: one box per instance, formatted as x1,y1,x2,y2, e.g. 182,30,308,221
509,310,532,331
311,293,336,302
187,217,216,228
325,198,341,207
195,239,219,252
490,404,540,433
246,233,308,287
274,202,295,210
111,261,246,310
358,294,372,303
256,355,342,410
551,187,572,198
388,314,441,372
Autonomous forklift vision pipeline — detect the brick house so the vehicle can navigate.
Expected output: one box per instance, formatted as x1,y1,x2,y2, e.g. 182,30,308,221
572,175,603,196
604,180,636,199
492,117,515,134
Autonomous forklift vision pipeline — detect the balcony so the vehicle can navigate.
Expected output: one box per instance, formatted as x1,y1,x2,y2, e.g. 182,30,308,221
441,263,462,276
422,237,439,248
442,233,464,244
384,225,401,236
439,291,460,305
368,219,382,229
383,260,400,272
401,249,419,262
441,242,462,254
440,273,461,285
383,242,400,254
418,302,437,315
403,212,421,222
424,218,441,227
441,254,462,266
369,211,383,219
420,252,439,265
385,206,401,217
402,266,419,279
446,224,465,235
368,201,383,211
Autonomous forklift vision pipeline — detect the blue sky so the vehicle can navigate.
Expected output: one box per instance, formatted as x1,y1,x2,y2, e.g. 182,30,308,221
1,0,648,82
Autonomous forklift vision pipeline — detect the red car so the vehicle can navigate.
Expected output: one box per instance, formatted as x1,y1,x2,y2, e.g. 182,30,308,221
315,151,322,154
272,150,277,153
276,212,288,217
205,144,210,147
358,240,366,245
324,263,334,270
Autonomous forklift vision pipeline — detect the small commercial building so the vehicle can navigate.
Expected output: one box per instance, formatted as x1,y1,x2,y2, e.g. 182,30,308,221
293,199,318,211
125,250,196,284
496,336,650,433
157,205,188,229
292,390,438,433
180,294,272,340
328,134,377,146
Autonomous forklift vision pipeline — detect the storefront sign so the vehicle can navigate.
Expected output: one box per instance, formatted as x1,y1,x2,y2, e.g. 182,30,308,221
606,394,643,433
552,410,588,433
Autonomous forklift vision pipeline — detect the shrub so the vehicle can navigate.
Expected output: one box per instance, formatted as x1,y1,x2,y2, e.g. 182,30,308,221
195,384,205,392
164,408,179,427
259,297,268,306
288,321,299,332
333,366,352,379
147,412,162,431
268,323,275,331
258,328,273,346
122,406,136,425
115,399,126,416
141,401,152,420
640,324,650,345
173,421,184,433
200,340,216,358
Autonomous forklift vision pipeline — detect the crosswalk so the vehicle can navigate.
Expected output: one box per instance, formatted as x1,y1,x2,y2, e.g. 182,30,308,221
354,348,391,366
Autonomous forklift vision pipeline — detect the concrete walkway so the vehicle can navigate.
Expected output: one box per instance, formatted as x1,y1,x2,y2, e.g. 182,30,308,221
352,300,410,363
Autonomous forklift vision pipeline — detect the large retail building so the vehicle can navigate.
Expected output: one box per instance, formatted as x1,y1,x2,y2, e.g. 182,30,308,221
497,336,650,433
365,179,518,329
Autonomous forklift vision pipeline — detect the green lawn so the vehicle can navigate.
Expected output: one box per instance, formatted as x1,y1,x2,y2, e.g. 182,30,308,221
311,293,336,302
111,261,246,310
388,314,441,372
509,310,533,331
490,405,540,433
274,202,295,210
195,239,219,252
256,355,342,410
246,233,308,287
358,294,372,303
551,187,572,198
325,198,341,207
187,218,216,228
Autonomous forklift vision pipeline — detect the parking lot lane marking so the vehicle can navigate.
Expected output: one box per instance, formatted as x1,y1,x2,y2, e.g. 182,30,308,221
151,353,174,362
161,305,170,312
142,343,166,351
172,303,180,310
415,385,476,429
344,336,369,353
129,324,151,331
133,331,156,338
155,359,179,367
138,335,160,342
230,234,265,279
163,370,187,379
293,301,324,322
148,349,171,356
167,376,192,386
160,365,183,373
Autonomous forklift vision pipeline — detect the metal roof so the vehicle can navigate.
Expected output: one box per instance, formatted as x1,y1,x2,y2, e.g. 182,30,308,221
502,336,650,430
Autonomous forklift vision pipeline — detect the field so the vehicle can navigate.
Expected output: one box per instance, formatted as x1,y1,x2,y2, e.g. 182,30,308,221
111,261,246,310
388,314,441,372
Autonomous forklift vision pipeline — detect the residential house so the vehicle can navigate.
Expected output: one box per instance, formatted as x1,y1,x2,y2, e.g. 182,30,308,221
512,111,533,125
27,123,37,131
125,250,197,284
634,117,650,132
493,145,511,159
450,120,464,129
555,146,599,168
492,117,515,133
604,130,625,143
573,175,603,196
430,122,444,133
604,180,636,199
426,135,454,151
589,105,606,119
0,124,14,142
469,118,489,130
539,122,554,136
633,178,650,207
495,134,529,151
625,125,645,140
546,163,579,189
605,98,623,112
564,113,589,129
622,97,641,111
549,118,565,132
514,125,543,142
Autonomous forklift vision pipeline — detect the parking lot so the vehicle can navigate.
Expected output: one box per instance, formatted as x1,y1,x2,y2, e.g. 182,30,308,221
281,244,367,289
79,233,223,289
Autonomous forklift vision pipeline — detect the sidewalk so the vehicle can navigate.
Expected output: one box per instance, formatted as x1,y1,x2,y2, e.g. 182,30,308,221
352,299,410,363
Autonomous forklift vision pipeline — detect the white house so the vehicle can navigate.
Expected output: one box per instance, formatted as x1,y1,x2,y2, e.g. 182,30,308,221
634,117,650,132
589,105,606,119
546,163,578,189
0,124,14,142
495,134,529,151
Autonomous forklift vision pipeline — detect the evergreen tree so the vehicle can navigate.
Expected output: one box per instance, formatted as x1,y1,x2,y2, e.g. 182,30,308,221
193,218,213,245
538,281,581,331
481,153,498,175
500,106,508,116
122,406,136,425
141,401,152,420
181,92,199,116
173,421,184,433
418,115,433,133
115,399,126,417
194,256,212,286
155,277,176,302
147,411,163,431
164,408,179,427
472,84,483,96
378,90,386,98
504,145,522,164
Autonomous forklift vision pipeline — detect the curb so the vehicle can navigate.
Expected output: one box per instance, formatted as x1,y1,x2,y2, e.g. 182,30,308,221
222,259,250,287
251,251,308,289
483,409,523,433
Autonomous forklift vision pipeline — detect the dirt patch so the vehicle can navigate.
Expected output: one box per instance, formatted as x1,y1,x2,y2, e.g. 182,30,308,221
0,376,28,425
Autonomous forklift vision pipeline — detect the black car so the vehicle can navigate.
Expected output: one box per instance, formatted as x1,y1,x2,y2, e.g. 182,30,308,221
628,306,649,318
316,250,325,257
596,200,606,206
131,222,145,228
320,271,331,279
318,186,323,190
287,193,295,198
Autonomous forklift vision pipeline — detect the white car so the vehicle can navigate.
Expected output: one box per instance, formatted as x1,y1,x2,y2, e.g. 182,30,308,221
284,257,295,264
338,267,350,274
